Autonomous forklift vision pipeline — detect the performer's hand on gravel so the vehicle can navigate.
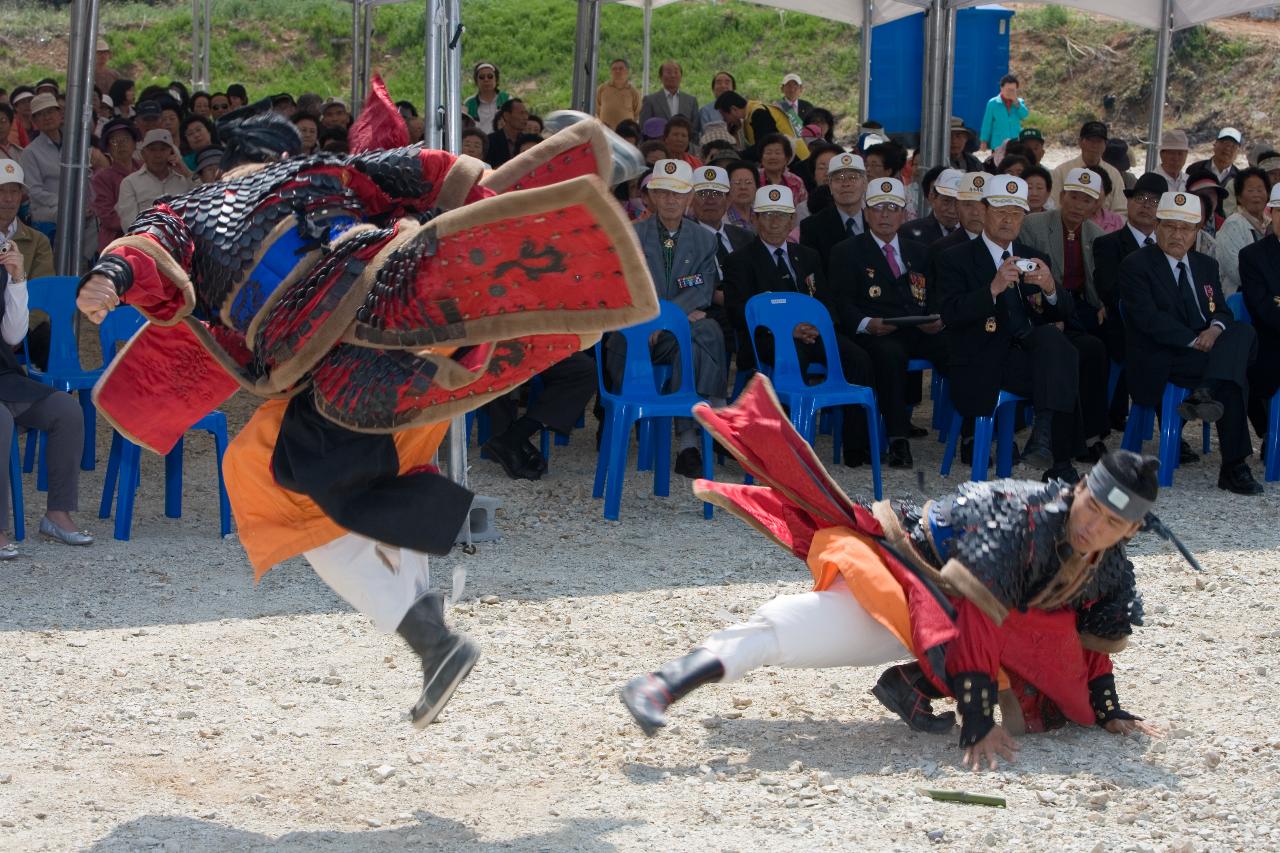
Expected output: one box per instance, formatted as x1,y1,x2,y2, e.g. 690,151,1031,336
962,725,1020,771
1104,718,1162,737
77,274,120,325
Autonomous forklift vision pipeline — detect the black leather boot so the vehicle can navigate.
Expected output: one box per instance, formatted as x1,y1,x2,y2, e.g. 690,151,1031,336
870,663,956,734
620,648,725,736
1020,410,1054,471
396,592,480,728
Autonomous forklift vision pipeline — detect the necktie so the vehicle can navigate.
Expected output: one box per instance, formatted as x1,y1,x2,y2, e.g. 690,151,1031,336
774,247,795,288
1144,236,1154,246
845,215,859,237
883,243,902,277
1001,249,1032,337
717,230,731,255
1177,261,1206,325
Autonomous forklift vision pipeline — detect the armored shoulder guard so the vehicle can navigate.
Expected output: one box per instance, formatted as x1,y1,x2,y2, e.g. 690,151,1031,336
1075,547,1144,645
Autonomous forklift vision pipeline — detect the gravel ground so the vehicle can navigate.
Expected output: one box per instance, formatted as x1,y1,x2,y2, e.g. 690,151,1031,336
1,384,1278,853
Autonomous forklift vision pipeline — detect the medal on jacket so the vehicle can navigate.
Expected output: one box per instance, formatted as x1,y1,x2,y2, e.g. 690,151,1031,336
909,271,927,305
1274,295,1280,306
1030,291,1044,313
662,237,674,249
865,267,875,280
868,285,881,298
1203,283,1215,314
985,317,997,333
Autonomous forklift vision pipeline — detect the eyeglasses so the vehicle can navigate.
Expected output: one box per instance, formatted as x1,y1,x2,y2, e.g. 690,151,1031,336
829,172,865,184
1132,193,1160,207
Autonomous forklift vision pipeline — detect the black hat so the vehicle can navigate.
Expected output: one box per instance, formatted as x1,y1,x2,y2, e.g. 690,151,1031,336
134,100,162,118
98,117,140,151
1124,172,1169,198
194,145,224,173
1018,128,1043,142
1079,120,1108,141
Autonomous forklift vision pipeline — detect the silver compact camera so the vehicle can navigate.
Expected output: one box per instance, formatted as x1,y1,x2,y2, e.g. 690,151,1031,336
1014,258,1039,274
0,241,10,254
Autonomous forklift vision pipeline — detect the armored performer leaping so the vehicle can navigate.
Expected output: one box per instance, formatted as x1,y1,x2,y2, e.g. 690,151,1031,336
621,375,1169,770
75,83,656,727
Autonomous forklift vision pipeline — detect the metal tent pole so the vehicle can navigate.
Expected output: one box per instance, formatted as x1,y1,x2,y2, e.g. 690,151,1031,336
642,0,652,94
424,0,445,148
919,0,946,168
202,0,211,90
1145,0,1174,173
361,0,374,106
191,0,201,91
939,3,957,166
571,0,601,114
859,0,873,123
444,0,462,152
55,0,100,275
350,0,361,113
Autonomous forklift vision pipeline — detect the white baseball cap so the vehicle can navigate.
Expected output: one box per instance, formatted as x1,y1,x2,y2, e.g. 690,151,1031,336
865,178,906,208
648,159,693,194
782,73,803,86
141,128,179,155
753,185,795,214
933,168,964,198
1265,184,1280,209
983,175,1030,212
1217,127,1243,144
1063,167,1101,199
1156,191,1201,224
692,165,730,193
956,172,989,202
827,152,865,175
0,159,26,187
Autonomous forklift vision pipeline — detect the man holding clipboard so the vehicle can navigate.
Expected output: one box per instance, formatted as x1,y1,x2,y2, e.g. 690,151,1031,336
826,178,948,468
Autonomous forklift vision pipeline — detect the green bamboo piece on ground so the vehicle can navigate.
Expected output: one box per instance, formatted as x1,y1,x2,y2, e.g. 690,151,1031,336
915,787,1008,808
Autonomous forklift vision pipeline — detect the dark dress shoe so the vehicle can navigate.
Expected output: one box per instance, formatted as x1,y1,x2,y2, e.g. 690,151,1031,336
1074,441,1108,464
1179,439,1200,465
887,438,913,469
1019,439,1053,471
1218,462,1264,495
843,449,869,469
1177,388,1224,423
959,437,994,468
481,432,543,480
1042,462,1081,484
674,447,703,478
908,424,929,439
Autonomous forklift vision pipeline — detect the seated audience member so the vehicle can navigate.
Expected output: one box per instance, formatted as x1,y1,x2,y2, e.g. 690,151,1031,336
722,183,875,467
525,114,544,137
480,352,597,481
902,167,962,245
460,126,488,164
1238,184,1280,444
638,140,668,166
947,118,981,172
688,165,751,347
1085,166,1125,234
89,118,139,251
0,219,93,552
1214,166,1272,294
486,98,529,168
1023,164,1053,213
1103,139,1137,192
226,83,248,108
116,129,194,230
1120,190,1261,495
189,90,212,118
194,146,223,184
179,114,217,172
800,152,867,271
756,135,809,211
320,98,350,130
937,175,1083,480
1187,170,1228,237
1017,127,1045,164
662,116,702,168
614,119,642,147
514,133,542,156
864,142,907,181
828,177,948,467
0,105,21,160
724,159,759,232
609,160,725,477
318,125,348,154
292,112,320,155
803,108,835,145
997,155,1030,177
801,141,843,215
18,93,65,239
209,92,231,119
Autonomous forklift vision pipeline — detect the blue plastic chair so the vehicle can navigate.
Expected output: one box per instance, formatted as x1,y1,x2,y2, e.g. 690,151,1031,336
95,307,232,540
7,432,24,541
744,292,882,499
1120,384,1212,488
940,390,1026,481
592,300,714,521
1227,293,1279,481
22,276,102,472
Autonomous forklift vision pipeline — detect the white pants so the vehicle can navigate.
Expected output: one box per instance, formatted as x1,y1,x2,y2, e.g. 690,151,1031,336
701,577,911,682
304,533,431,633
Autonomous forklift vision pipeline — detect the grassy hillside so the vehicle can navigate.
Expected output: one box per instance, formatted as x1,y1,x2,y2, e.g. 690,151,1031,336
0,0,1275,144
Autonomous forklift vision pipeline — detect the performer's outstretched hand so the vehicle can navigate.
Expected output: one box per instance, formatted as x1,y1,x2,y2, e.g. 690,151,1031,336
1103,718,1162,737
77,274,119,325
962,725,1020,771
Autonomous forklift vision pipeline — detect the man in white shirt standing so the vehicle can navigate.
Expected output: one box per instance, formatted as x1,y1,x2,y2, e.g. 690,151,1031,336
116,129,193,231
1154,129,1190,192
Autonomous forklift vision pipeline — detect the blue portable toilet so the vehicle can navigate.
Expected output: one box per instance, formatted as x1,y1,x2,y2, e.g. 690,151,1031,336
868,5,1015,148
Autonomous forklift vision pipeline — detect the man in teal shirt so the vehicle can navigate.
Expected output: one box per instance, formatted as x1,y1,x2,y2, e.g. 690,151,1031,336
979,73,1029,151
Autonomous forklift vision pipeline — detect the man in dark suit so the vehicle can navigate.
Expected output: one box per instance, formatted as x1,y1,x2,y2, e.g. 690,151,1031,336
638,61,701,138
925,171,987,295
938,175,1083,480
1120,191,1261,494
480,353,597,480
901,167,962,246
1238,185,1280,442
799,151,867,273
722,185,876,467
485,98,528,168
688,165,753,348
826,178,948,468
775,73,814,131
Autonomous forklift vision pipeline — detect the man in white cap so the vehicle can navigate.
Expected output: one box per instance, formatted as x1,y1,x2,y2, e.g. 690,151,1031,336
938,175,1085,480
94,37,121,94
925,172,989,301
1155,129,1190,192
827,177,947,468
775,74,813,135
0,160,53,284
902,166,962,245
116,129,193,230
616,158,725,477
1019,167,1113,460
722,183,875,467
1238,184,1280,448
1120,190,1262,495
1190,127,1242,189
687,165,751,346
17,93,65,238
799,151,867,272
